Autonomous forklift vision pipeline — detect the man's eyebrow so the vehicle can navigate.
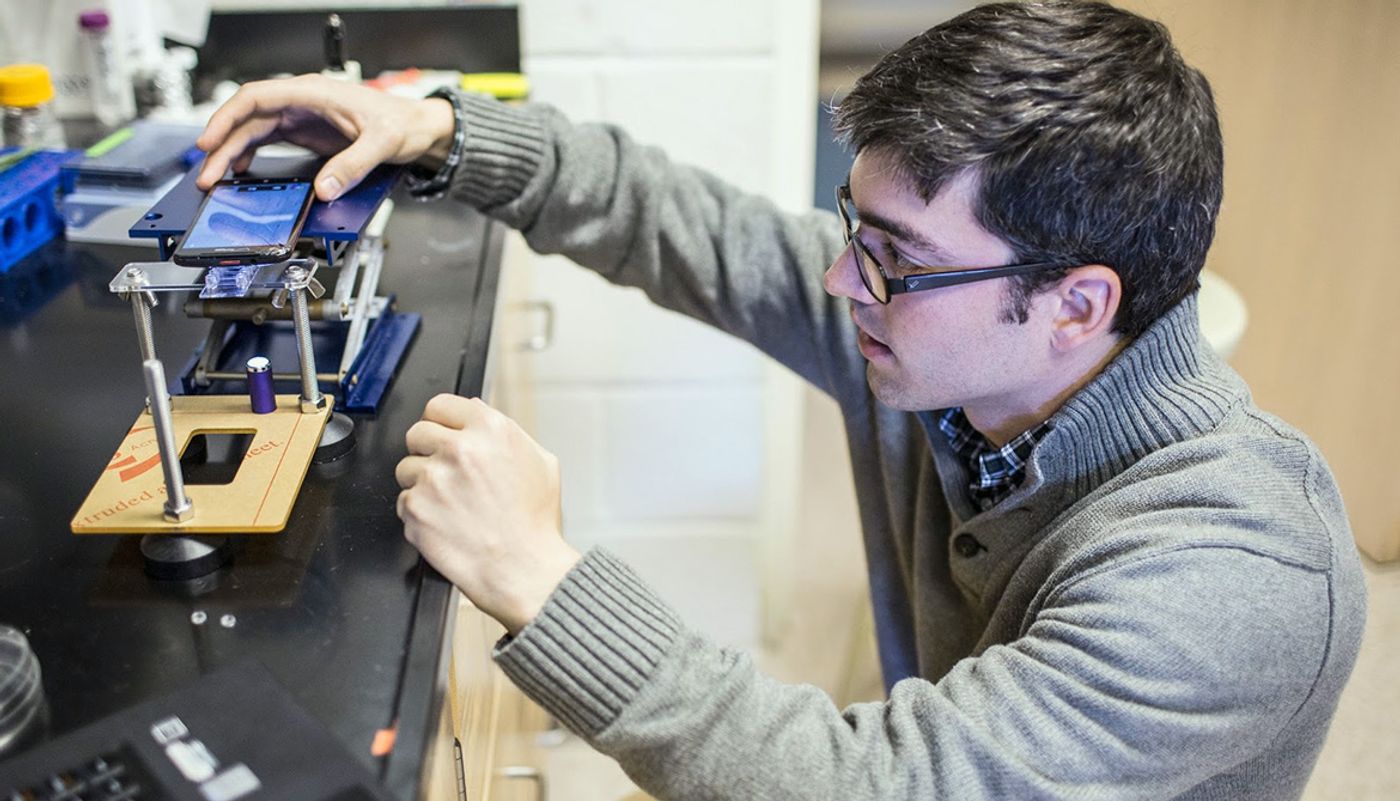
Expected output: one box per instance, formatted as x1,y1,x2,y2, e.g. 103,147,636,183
846,181,955,262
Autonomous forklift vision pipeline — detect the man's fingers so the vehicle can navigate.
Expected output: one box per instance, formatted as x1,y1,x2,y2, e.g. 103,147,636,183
230,149,256,176
315,134,392,201
196,88,258,155
405,395,513,461
197,75,323,152
405,419,460,457
196,147,232,190
197,74,341,188
421,393,490,430
230,130,285,176
196,116,279,189
395,455,429,489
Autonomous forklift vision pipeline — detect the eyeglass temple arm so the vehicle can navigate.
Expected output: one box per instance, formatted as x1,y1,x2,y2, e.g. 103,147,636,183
887,262,1062,294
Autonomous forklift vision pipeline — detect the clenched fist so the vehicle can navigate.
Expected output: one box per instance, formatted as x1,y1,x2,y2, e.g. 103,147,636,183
396,394,580,633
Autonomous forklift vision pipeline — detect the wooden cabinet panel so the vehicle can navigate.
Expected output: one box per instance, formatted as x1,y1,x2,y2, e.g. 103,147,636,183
422,702,461,801
1121,0,1400,560
490,685,551,801
427,595,549,801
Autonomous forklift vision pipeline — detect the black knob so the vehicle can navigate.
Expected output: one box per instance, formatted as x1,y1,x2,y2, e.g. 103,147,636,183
324,13,347,70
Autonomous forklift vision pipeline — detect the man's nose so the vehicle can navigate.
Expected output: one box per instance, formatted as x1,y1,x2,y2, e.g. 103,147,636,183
823,243,877,304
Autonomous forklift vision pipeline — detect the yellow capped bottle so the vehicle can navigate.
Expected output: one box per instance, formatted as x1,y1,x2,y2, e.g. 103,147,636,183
0,64,66,149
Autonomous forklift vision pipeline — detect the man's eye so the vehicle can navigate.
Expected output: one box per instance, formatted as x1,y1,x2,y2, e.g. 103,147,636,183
881,241,924,273
891,251,922,272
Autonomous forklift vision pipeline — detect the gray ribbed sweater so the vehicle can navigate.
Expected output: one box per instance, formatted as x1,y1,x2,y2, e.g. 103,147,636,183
444,93,1367,801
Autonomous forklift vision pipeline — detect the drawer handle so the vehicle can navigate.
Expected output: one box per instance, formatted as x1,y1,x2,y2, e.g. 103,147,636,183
496,765,547,800
515,300,555,352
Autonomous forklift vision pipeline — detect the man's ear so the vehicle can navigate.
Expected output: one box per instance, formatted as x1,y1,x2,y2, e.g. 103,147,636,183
1049,265,1121,352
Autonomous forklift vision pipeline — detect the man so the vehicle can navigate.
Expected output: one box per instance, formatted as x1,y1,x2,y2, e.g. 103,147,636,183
197,2,1365,798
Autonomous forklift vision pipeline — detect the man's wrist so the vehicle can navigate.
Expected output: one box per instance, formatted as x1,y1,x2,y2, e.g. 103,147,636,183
414,97,457,170
405,91,467,200
500,544,583,635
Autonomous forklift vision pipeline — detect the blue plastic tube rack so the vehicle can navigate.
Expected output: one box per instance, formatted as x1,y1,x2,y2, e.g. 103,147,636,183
0,149,81,273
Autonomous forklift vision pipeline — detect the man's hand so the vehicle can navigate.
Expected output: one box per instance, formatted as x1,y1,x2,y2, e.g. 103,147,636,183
395,394,580,633
196,73,457,201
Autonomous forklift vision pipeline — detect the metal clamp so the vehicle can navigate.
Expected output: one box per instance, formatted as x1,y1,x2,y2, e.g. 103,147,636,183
269,258,326,309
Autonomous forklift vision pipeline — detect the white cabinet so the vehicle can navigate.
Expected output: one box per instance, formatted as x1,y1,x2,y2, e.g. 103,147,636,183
499,0,819,648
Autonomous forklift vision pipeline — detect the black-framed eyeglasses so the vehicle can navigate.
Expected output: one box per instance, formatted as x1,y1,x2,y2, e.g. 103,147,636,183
835,184,1064,304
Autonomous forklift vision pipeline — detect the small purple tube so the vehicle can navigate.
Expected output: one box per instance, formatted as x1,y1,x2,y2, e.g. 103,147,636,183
247,356,276,414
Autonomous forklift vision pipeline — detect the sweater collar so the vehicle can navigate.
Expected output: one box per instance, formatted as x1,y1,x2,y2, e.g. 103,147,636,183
1035,291,1244,502
922,291,1248,525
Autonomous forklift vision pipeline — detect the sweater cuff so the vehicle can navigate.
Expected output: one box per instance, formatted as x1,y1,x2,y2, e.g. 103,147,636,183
493,548,683,738
449,91,549,210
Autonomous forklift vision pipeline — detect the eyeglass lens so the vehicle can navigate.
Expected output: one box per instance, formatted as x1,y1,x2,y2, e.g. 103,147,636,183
834,187,890,303
840,191,889,303
856,240,888,302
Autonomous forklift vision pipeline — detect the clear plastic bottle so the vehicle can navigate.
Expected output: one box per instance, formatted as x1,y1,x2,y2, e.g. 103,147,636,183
0,64,66,149
79,10,136,129
136,46,196,117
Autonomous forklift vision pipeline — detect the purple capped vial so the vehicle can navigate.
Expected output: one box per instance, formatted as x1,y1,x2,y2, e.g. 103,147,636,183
247,356,276,414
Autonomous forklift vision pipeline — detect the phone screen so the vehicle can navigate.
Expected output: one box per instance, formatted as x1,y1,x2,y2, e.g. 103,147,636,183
180,180,314,251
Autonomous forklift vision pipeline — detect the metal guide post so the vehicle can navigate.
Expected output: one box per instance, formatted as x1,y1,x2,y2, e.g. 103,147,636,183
283,263,326,414
140,359,193,523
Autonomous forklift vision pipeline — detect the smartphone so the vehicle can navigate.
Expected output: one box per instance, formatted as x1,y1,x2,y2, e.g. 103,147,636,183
172,177,316,266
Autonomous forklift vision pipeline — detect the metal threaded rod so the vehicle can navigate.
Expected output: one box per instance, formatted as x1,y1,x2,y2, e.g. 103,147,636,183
141,359,193,523
202,370,341,383
131,292,156,362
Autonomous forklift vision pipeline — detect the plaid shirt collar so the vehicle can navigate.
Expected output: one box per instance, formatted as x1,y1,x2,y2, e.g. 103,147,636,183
937,407,1053,512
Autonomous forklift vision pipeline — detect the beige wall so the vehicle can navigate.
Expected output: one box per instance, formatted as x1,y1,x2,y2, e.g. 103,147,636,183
1119,0,1400,560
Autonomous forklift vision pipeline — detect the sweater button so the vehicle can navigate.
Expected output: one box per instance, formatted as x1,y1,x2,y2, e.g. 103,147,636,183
954,533,986,558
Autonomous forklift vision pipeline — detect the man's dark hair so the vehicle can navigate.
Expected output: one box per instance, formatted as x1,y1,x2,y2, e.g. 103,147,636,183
833,0,1223,339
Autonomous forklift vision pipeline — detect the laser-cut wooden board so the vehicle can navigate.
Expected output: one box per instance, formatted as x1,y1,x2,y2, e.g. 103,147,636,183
71,394,332,534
